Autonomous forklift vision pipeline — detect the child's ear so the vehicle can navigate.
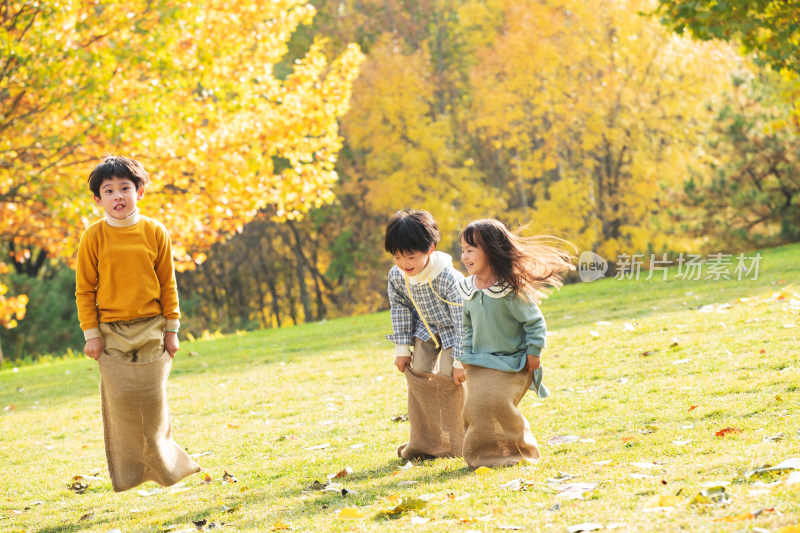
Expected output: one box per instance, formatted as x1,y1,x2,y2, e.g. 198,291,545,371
426,244,435,255
137,187,145,200
94,195,102,206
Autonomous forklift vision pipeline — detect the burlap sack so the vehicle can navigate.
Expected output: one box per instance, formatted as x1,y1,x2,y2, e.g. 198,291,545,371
98,352,200,492
397,368,465,459
462,364,540,468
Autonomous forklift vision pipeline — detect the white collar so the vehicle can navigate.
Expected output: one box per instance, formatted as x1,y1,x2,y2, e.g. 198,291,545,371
105,209,141,228
456,275,513,300
408,251,452,285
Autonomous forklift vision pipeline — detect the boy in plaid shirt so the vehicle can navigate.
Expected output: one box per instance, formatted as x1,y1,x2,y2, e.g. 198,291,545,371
385,209,465,383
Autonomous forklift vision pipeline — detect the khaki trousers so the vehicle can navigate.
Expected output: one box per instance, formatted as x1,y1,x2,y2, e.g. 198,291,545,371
99,315,167,363
411,336,454,377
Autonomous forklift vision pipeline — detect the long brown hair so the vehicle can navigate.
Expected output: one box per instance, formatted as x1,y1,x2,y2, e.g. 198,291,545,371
460,219,575,303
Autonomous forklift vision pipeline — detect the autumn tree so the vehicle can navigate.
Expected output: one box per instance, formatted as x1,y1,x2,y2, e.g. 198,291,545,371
680,71,800,246
655,0,800,74
1,0,363,266
466,0,739,257
0,1,363,346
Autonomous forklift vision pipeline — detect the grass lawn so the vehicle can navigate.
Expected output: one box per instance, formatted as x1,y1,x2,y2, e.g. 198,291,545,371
1,244,798,532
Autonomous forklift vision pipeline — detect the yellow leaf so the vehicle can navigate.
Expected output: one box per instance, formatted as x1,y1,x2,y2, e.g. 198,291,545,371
474,467,493,475
335,508,364,520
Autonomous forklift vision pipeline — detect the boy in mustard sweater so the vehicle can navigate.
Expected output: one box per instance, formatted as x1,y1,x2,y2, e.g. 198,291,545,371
75,156,199,493
76,155,180,361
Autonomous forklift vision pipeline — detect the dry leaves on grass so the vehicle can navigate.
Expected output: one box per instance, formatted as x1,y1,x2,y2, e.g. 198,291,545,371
714,427,743,437
375,496,427,518
68,474,104,493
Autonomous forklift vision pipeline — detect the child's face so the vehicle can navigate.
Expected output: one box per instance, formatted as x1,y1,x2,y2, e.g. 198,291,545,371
393,245,434,277
94,176,144,220
460,237,492,280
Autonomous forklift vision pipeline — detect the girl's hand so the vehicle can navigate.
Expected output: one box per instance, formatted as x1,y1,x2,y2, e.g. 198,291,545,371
165,331,180,358
525,354,541,371
452,367,466,385
395,355,411,372
84,337,104,360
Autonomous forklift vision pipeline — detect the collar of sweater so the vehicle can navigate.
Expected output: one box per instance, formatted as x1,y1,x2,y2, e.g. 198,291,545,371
457,275,513,300
105,209,141,228
407,251,452,285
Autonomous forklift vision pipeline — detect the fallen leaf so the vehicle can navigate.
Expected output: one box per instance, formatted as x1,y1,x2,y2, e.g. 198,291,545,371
378,497,427,516
137,488,162,497
689,486,730,505
222,501,242,513
306,480,327,491
398,461,418,470
474,467,493,475
641,425,659,434
547,471,578,484
271,522,291,530
329,467,353,480
763,433,784,442
712,510,765,522
548,435,580,445
622,437,635,443
557,482,598,500
305,443,330,450
390,414,409,422
222,470,238,483
688,405,698,411
646,495,680,508
714,427,743,437
201,473,213,483
78,512,94,522
567,522,603,532
189,451,212,458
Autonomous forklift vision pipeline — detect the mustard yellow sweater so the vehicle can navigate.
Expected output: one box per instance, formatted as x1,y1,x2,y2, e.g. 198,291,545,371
75,213,180,341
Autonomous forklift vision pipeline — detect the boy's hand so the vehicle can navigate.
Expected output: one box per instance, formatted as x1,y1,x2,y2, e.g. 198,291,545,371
165,331,179,358
395,355,411,372
525,354,541,371
452,367,466,385
84,337,104,360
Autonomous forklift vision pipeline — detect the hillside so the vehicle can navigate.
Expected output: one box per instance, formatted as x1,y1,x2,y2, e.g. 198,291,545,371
1,244,798,532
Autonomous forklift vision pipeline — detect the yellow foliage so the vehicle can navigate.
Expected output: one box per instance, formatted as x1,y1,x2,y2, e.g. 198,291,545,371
1,1,364,271
466,0,740,255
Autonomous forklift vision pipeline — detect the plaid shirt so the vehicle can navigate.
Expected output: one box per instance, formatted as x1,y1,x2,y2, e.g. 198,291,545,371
385,264,464,359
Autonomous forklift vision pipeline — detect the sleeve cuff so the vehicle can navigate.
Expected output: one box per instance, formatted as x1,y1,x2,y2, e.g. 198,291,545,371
83,328,101,341
527,346,542,357
395,345,412,357
166,318,180,332
452,359,463,369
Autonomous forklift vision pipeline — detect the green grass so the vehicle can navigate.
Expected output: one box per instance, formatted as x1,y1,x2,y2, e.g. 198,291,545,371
1,244,799,532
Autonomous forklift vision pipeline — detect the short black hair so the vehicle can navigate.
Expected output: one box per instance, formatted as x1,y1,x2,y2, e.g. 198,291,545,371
384,209,440,255
88,155,151,197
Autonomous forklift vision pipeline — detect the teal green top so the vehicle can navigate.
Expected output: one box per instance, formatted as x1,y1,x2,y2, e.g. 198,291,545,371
456,276,549,397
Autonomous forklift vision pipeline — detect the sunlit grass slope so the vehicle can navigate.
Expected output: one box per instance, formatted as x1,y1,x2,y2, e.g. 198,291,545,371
1,244,798,532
